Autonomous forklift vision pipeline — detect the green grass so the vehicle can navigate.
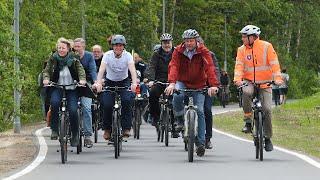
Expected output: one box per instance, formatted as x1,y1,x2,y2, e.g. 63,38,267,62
214,92,320,158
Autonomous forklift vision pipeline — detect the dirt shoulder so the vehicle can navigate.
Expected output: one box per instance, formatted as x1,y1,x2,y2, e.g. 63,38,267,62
0,122,46,177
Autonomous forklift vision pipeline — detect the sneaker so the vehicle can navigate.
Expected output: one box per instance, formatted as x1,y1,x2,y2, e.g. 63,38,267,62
264,138,274,152
241,123,252,133
70,132,79,147
123,129,131,138
103,129,111,140
174,116,184,131
196,145,205,157
205,139,213,149
84,136,93,148
50,131,58,140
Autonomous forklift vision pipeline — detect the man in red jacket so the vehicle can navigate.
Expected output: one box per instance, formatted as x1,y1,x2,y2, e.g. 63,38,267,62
165,29,219,157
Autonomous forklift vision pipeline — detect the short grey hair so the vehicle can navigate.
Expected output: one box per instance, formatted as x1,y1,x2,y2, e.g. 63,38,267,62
92,44,103,51
74,38,86,46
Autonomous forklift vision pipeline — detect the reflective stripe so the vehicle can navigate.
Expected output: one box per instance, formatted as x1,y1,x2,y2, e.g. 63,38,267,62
254,79,273,84
273,72,281,76
269,60,279,65
234,72,243,76
236,61,244,65
245,66,270,72
263,42,269,65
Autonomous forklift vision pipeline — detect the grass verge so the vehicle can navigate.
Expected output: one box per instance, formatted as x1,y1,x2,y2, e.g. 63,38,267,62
214,93,320,158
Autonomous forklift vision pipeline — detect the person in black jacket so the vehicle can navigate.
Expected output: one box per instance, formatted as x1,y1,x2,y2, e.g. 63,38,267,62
145,33,179,137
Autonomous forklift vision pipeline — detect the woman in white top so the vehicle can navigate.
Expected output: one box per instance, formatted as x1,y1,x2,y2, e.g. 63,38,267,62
94,35,137,140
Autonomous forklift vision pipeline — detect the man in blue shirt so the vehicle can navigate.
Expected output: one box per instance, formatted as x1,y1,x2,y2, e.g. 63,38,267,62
74,38,97,148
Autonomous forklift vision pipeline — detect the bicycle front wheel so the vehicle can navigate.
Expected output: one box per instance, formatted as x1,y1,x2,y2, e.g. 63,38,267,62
186,110,196,162
113,110,120,159
258,111,264,161
59,112,68,164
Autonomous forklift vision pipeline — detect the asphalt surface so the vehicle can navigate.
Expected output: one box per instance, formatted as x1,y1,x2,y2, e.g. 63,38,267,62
8,104,320,180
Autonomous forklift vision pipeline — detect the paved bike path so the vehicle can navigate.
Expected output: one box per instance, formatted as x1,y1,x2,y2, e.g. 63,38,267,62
11,105,320,180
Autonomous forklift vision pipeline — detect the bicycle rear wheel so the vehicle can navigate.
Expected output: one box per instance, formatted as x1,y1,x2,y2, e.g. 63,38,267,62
187,110,196,162
254,117,259,159
77,109,83,153
60,112,68,164
135,107,141,139
93,108,99,143
258,111,264,161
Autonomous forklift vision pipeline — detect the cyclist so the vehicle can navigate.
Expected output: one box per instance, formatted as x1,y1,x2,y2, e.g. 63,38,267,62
234,25,282,151
74,38,97,147
279,68,289,104
165,29,219,156
145,33,178,137
93,35,137,140
92,44,104,72
198,36,221,149
43,37,86,147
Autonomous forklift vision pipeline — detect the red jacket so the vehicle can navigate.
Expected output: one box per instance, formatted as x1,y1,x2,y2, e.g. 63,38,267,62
168,43,220,89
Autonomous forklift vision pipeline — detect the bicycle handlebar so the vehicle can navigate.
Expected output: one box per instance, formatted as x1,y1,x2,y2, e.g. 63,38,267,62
45,81,85,88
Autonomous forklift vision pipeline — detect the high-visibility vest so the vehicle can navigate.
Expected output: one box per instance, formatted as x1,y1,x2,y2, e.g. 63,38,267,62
234,38,282,88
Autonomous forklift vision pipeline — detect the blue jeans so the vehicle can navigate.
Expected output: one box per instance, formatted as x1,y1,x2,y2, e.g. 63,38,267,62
81,97,92,136
172,81,206,146
101,79,134,130
50,88,79,135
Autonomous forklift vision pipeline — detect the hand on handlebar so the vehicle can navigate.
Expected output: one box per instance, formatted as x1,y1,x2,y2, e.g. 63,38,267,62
164,83,175,95
208,87,219,96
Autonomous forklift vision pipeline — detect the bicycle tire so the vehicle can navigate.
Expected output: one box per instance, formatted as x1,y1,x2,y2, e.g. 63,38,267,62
254,116,259,159
258,111,264,161
113,110,120,159
60,112,67,164
164,108,169,146
93,109,99,143
187,110,196,162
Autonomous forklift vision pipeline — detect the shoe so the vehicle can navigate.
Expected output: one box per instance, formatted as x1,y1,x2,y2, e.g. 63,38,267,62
265,138,274,152
84,136,93,148
172,131,180,138
174,116,184,131
70,132,79,147
241,123,252,133
205,139,213,149
103,129,111,140
50,131,58,140
196,145,205,157
123,129,131,138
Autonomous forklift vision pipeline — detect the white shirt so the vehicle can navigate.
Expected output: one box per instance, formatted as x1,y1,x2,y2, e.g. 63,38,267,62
102,50,133,81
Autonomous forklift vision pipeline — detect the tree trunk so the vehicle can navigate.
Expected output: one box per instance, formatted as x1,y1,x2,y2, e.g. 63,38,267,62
295,12,302,59
170,0,176,35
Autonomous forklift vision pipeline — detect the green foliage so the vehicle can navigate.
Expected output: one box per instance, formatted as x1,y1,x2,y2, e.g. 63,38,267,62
1,0,320,132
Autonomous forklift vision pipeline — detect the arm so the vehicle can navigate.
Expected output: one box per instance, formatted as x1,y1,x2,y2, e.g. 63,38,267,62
88,53,97,82
204,51,220,87
128,60,137,92
75,59,86,83
167,49,180,85
145,53,157,80
210,52,221,84
234,46,245,86
267,43,282,82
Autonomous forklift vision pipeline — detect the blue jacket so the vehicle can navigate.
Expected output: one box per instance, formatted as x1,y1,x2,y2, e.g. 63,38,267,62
80,51,97,83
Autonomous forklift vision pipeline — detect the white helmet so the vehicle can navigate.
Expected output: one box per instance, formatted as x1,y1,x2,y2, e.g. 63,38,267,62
182,29,199,39
160,33,173,41
239,25,261,36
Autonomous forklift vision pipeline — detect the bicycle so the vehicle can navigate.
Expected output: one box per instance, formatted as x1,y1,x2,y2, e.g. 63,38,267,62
132,85,148,139
174,88,207,162
46,82,84,164
219,85,228,108
102,86,129,159
239,81,273,161
155,81,174,147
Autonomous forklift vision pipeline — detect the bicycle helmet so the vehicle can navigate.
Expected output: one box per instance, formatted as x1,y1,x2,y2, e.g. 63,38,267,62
239,25,261,36
160,33,173,41
153,44,161,52
111,35,127,45
182,29,199,39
